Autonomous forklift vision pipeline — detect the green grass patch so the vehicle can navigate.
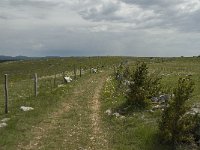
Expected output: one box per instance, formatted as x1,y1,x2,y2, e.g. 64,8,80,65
0,73,90,149
100,57,200,149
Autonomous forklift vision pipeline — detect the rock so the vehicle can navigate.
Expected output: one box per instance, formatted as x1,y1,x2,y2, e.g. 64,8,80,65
152,104,167,111
91,68,97,73
105,109,112,116
113,112,120,117
152,105,161,110
1,118,10,122
0,122,7,128
187,107,200,115
20,106,34,112
151,97,159,103
192,108,200,114
186,74,192,77
64,76,72,83
58,84,65,88
159,94,170,103
120,115,126,119
186,104,200,115
147,109,154,113
151,94,170,103
123,80,130,86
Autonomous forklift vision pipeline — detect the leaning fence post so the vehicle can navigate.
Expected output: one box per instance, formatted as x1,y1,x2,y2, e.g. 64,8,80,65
74,65,76,80
80,66,82,77
4,74,8,114
34,73,38,97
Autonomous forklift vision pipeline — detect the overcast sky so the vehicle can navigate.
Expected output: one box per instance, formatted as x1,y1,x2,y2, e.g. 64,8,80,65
0,0,200,57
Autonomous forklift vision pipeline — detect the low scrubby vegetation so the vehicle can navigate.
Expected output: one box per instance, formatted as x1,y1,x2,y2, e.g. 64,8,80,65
126,62,161,109
1,57,200,149
114,62,161,110
103,60,200,149
159,77,200,147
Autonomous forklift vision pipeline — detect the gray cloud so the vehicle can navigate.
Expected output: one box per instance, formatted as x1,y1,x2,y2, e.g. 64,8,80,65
0,0,200,57
76,0,200,32
121,0,200,31
78,0,160,28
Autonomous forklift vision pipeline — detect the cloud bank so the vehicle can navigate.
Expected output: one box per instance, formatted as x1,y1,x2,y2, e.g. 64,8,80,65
0,0,200,56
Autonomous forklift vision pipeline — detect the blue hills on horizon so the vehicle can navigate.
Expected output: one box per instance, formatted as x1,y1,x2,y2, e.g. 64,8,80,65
0,55,62,61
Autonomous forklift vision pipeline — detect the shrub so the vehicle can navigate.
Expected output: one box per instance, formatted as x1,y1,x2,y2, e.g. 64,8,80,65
159,77,195,145
126,62,161,109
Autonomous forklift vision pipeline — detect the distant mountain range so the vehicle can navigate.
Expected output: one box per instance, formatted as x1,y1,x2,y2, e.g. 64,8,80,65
0,55,61,60
0,55,31,60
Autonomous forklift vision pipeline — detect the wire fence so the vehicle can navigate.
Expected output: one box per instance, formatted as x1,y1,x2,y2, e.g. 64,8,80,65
0,57,131,115
0,66,95,115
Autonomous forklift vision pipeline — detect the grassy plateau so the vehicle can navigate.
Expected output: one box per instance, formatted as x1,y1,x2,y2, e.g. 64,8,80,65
0,56,200,150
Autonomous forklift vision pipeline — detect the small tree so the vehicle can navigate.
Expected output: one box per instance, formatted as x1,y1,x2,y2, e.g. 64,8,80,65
126,62,159,108
159,77,194,145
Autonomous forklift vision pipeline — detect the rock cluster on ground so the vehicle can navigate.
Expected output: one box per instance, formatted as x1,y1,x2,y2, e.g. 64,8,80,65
20,106,34,112
105,109,125,119
0,118,10,128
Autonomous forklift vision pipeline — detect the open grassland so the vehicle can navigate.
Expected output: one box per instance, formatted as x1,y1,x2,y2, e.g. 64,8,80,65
0,56,124,149
0,56,123,82
0,56,123,115
0,57,200,149
100,57,200,149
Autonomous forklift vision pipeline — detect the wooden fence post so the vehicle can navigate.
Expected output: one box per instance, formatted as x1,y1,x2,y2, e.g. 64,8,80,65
80,66,82,77
4,74,8,114
34,73,38,97
74,65,76,80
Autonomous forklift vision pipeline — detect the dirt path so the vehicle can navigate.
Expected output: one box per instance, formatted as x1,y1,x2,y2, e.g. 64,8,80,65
17,73,108,150
89,76,108,149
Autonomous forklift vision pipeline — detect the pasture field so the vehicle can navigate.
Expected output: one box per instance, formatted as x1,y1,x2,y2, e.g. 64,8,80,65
0,56,123,115
0,56,123,149
100,57,200,150
0,56,200,149
0,56,123,82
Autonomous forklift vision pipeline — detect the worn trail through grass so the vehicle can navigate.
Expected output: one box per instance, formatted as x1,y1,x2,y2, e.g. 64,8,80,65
17,72,109,150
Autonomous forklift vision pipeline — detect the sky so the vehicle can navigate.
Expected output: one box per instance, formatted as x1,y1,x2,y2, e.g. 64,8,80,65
0,0,200,57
